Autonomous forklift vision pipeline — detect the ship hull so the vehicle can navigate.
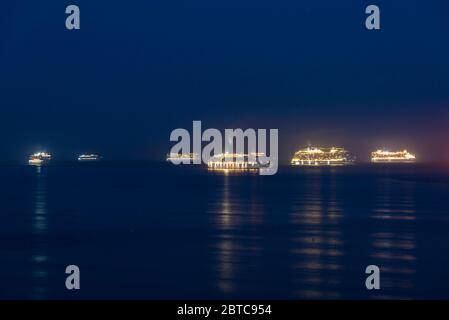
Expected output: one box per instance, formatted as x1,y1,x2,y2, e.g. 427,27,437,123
28,159,50,166
371,159,415,163
28,160,43,166
291,160,353,166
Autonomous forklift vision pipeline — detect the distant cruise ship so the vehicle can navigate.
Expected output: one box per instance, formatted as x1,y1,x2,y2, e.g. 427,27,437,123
291,147,354,166
28,152,52,166
78,154,100,161
166,153,199,163
207,152,269,170
371,149,416,163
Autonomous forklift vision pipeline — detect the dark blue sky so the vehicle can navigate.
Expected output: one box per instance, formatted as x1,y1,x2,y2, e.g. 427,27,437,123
1,0,449,163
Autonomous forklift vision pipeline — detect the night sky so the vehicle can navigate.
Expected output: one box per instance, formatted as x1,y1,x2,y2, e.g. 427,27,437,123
1,0,449,163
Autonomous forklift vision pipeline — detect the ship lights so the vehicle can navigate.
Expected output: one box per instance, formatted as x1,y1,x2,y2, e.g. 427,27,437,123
371,149,416,163
291,147,353,166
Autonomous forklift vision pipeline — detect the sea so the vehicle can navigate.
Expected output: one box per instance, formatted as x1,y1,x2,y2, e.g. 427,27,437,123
1,163,449,299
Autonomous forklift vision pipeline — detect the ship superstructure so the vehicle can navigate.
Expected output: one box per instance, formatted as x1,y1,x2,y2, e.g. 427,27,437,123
78,154,100,161
371,149,416,163
291,147,353,166
166,153,200,163
207,152,268,170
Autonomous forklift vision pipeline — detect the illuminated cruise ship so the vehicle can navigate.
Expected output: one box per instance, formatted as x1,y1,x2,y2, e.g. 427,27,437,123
28,152,52,166
166,153,199,163
291,147,353,166
371,149,416,163
78,154,100,161
207,152,268,170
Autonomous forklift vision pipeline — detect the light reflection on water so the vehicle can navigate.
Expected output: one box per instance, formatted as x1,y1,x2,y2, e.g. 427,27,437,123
215,174,235,293
30,166,49,299
206,167,425,299
210,173,264,295
2,164,448,299
289,171,344,299
370,178,416,299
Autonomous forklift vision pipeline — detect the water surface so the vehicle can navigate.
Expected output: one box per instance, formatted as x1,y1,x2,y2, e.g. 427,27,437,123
1,163,449,299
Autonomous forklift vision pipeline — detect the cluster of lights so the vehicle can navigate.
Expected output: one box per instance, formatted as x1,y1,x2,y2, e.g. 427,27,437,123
291,147,417,166
78,154,100,161
371,149,416,163
29,152,102,165
291,147,352,166
31,152,51,158
207,152,265,170
28,152,52,165
166,153,199,161
28,147,418,167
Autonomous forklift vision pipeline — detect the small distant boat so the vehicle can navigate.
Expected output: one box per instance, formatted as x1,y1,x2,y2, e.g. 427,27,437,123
28,152,52,166
78,154,100,161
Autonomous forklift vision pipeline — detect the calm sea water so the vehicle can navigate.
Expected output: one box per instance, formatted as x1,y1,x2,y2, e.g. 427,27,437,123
1,163,449,299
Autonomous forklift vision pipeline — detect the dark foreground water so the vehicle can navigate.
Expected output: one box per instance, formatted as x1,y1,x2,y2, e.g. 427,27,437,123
1,163,449,299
